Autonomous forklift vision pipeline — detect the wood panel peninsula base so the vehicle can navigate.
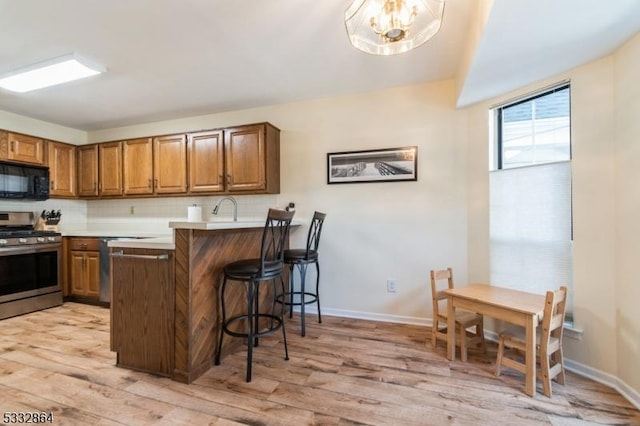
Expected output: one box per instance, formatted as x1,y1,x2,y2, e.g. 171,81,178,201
109,220,299,384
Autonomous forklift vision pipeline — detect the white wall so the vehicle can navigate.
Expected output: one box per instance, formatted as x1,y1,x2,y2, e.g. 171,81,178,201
87,79,469,323
614,32,640,395
466,34,640,401
0,110,86,145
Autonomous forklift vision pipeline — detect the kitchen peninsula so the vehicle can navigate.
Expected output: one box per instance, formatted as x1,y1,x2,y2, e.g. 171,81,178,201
108,219,299,383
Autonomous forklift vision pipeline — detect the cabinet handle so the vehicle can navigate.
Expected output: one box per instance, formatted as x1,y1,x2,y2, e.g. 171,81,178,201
93,182,97,191
50,180,54,190
154,179,158,189
10,141,15,152
111,251,170,260
226,174,232,185
148,179,152,188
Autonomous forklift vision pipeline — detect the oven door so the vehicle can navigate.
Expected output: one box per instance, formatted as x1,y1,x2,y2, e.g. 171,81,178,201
0,243,61,303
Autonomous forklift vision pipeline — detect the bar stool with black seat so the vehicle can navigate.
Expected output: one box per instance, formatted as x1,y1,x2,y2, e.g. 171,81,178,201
214,208,295,382
277,211,326,337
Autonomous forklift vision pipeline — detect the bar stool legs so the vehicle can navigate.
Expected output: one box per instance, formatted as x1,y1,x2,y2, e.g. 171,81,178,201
215,276,289,382
285,261,322,337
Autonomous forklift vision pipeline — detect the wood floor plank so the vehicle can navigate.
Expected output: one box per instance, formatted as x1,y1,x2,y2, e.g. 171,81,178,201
0,303,638,426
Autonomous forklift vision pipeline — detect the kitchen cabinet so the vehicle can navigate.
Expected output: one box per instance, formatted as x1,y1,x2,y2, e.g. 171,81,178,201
68,238,100,299
111,248,174,376
223,123,280,193
99,142,123,196
188,130,224,193
4,132,44,165
77,144,99,197
154,134,187,194
123,138,153,195
0,131,7,159
46,141,76,198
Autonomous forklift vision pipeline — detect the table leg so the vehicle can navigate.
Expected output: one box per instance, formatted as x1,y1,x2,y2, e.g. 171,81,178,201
524,315,537,396
447,295,455,360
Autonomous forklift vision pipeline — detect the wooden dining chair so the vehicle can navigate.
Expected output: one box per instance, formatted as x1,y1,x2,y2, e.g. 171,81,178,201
494,286,568,397
429,268,485,362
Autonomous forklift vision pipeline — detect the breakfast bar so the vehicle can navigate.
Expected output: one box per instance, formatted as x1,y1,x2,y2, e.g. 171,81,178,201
109,219,299,383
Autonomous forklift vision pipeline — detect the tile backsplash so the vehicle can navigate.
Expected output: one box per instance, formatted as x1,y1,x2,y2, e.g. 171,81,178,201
0,199,87,230
1,194,283,233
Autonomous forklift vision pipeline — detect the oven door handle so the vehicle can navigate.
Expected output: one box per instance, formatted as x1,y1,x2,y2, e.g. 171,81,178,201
110,251,170,261
0,243,60,255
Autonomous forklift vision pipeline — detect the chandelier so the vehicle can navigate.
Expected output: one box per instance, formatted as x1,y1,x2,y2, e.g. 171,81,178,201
345,0,445,56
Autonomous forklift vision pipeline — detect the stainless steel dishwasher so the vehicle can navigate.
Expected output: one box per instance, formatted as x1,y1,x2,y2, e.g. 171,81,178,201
99,237,133,303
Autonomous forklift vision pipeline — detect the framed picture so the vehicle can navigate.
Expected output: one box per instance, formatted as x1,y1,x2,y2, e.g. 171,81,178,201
327,146,418,184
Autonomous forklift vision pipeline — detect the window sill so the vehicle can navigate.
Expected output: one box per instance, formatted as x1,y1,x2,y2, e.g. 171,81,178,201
564,323,583,340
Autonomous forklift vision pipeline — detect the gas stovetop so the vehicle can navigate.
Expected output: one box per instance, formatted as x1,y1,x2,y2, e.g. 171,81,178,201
0,211,62,247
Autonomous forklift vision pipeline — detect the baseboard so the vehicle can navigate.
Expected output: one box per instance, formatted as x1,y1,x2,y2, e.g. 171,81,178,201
294,306,429,327
294,306,640,409
564,359,640,410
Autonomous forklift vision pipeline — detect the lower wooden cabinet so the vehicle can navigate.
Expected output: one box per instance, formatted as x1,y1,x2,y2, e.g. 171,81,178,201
110,248,174,376
67,238,100,300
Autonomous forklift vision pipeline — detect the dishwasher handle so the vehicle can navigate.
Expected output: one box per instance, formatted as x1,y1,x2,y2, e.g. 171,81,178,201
110,251,170,260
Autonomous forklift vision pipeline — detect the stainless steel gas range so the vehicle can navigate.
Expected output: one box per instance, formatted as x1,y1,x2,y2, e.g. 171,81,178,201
0,211,62,320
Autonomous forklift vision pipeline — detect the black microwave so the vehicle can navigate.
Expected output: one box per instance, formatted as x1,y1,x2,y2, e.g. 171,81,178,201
0,161,50,200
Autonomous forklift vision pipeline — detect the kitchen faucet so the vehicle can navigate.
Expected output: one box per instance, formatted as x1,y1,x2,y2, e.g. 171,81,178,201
212,196,238,221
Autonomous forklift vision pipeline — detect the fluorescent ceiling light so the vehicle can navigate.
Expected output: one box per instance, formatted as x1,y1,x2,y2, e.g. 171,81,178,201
0,54,104,93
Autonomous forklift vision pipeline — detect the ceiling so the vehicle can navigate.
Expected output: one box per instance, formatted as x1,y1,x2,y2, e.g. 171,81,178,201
0,0,639,131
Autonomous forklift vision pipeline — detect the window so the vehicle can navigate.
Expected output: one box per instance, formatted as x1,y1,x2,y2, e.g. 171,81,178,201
490,83,573,321
497,84,571,169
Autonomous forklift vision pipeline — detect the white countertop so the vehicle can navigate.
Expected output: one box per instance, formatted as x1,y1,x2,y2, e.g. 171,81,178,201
107,236,175,250
169,219,302,230
62,230,171,238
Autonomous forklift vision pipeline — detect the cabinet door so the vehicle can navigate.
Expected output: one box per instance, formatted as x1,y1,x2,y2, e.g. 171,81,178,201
78,145,99,197
111,249,174,375
0,131,7,160
70,252,87,296
224,125,266,192
47,141,76,197
123,138,153,195
7,132,44,165
85,252,101,298
154,135,187,194
188,130,224,193
99,142,123,196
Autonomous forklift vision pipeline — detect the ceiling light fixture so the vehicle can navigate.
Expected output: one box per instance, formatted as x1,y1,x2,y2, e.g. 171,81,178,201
0,54,105,93
345,0,445,56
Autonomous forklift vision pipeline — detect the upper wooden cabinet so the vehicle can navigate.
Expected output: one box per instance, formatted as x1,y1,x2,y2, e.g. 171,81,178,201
154,134,187,194
99,142,123,196
77,145,99,197
188,130,224,193
46,141,76,198
0,121,279,200
123,138,153,195
4,132,45,165
223,123,279,194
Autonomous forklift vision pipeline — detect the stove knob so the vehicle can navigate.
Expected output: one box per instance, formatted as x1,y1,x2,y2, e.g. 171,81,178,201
48,236,57,242
0,239,6,245
19,238,28,244
37,237,46,243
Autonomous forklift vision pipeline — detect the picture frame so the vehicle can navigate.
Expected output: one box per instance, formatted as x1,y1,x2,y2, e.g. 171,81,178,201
327,146,418,184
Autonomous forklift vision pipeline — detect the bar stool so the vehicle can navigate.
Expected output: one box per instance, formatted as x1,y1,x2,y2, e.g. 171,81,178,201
214,208,295,382
277,211,326,336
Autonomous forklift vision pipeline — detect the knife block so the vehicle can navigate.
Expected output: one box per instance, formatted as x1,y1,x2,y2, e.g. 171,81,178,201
35,217,59,232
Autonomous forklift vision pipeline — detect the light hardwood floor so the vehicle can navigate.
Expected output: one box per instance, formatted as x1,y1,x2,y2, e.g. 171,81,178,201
0,303,638,425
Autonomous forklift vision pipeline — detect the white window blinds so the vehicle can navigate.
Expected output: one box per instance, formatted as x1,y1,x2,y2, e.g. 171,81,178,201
489,161,573,316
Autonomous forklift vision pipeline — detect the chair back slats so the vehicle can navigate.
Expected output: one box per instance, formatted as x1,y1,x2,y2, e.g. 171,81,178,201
305,211,326,259
259,208,295,274
430,268,454,304
540,286,568,354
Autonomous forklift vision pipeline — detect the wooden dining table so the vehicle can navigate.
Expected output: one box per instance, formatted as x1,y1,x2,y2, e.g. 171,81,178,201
443,283,546,396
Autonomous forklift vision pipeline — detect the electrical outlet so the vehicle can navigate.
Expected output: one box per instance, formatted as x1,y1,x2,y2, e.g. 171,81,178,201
387,279,397,293
130,206,135,215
